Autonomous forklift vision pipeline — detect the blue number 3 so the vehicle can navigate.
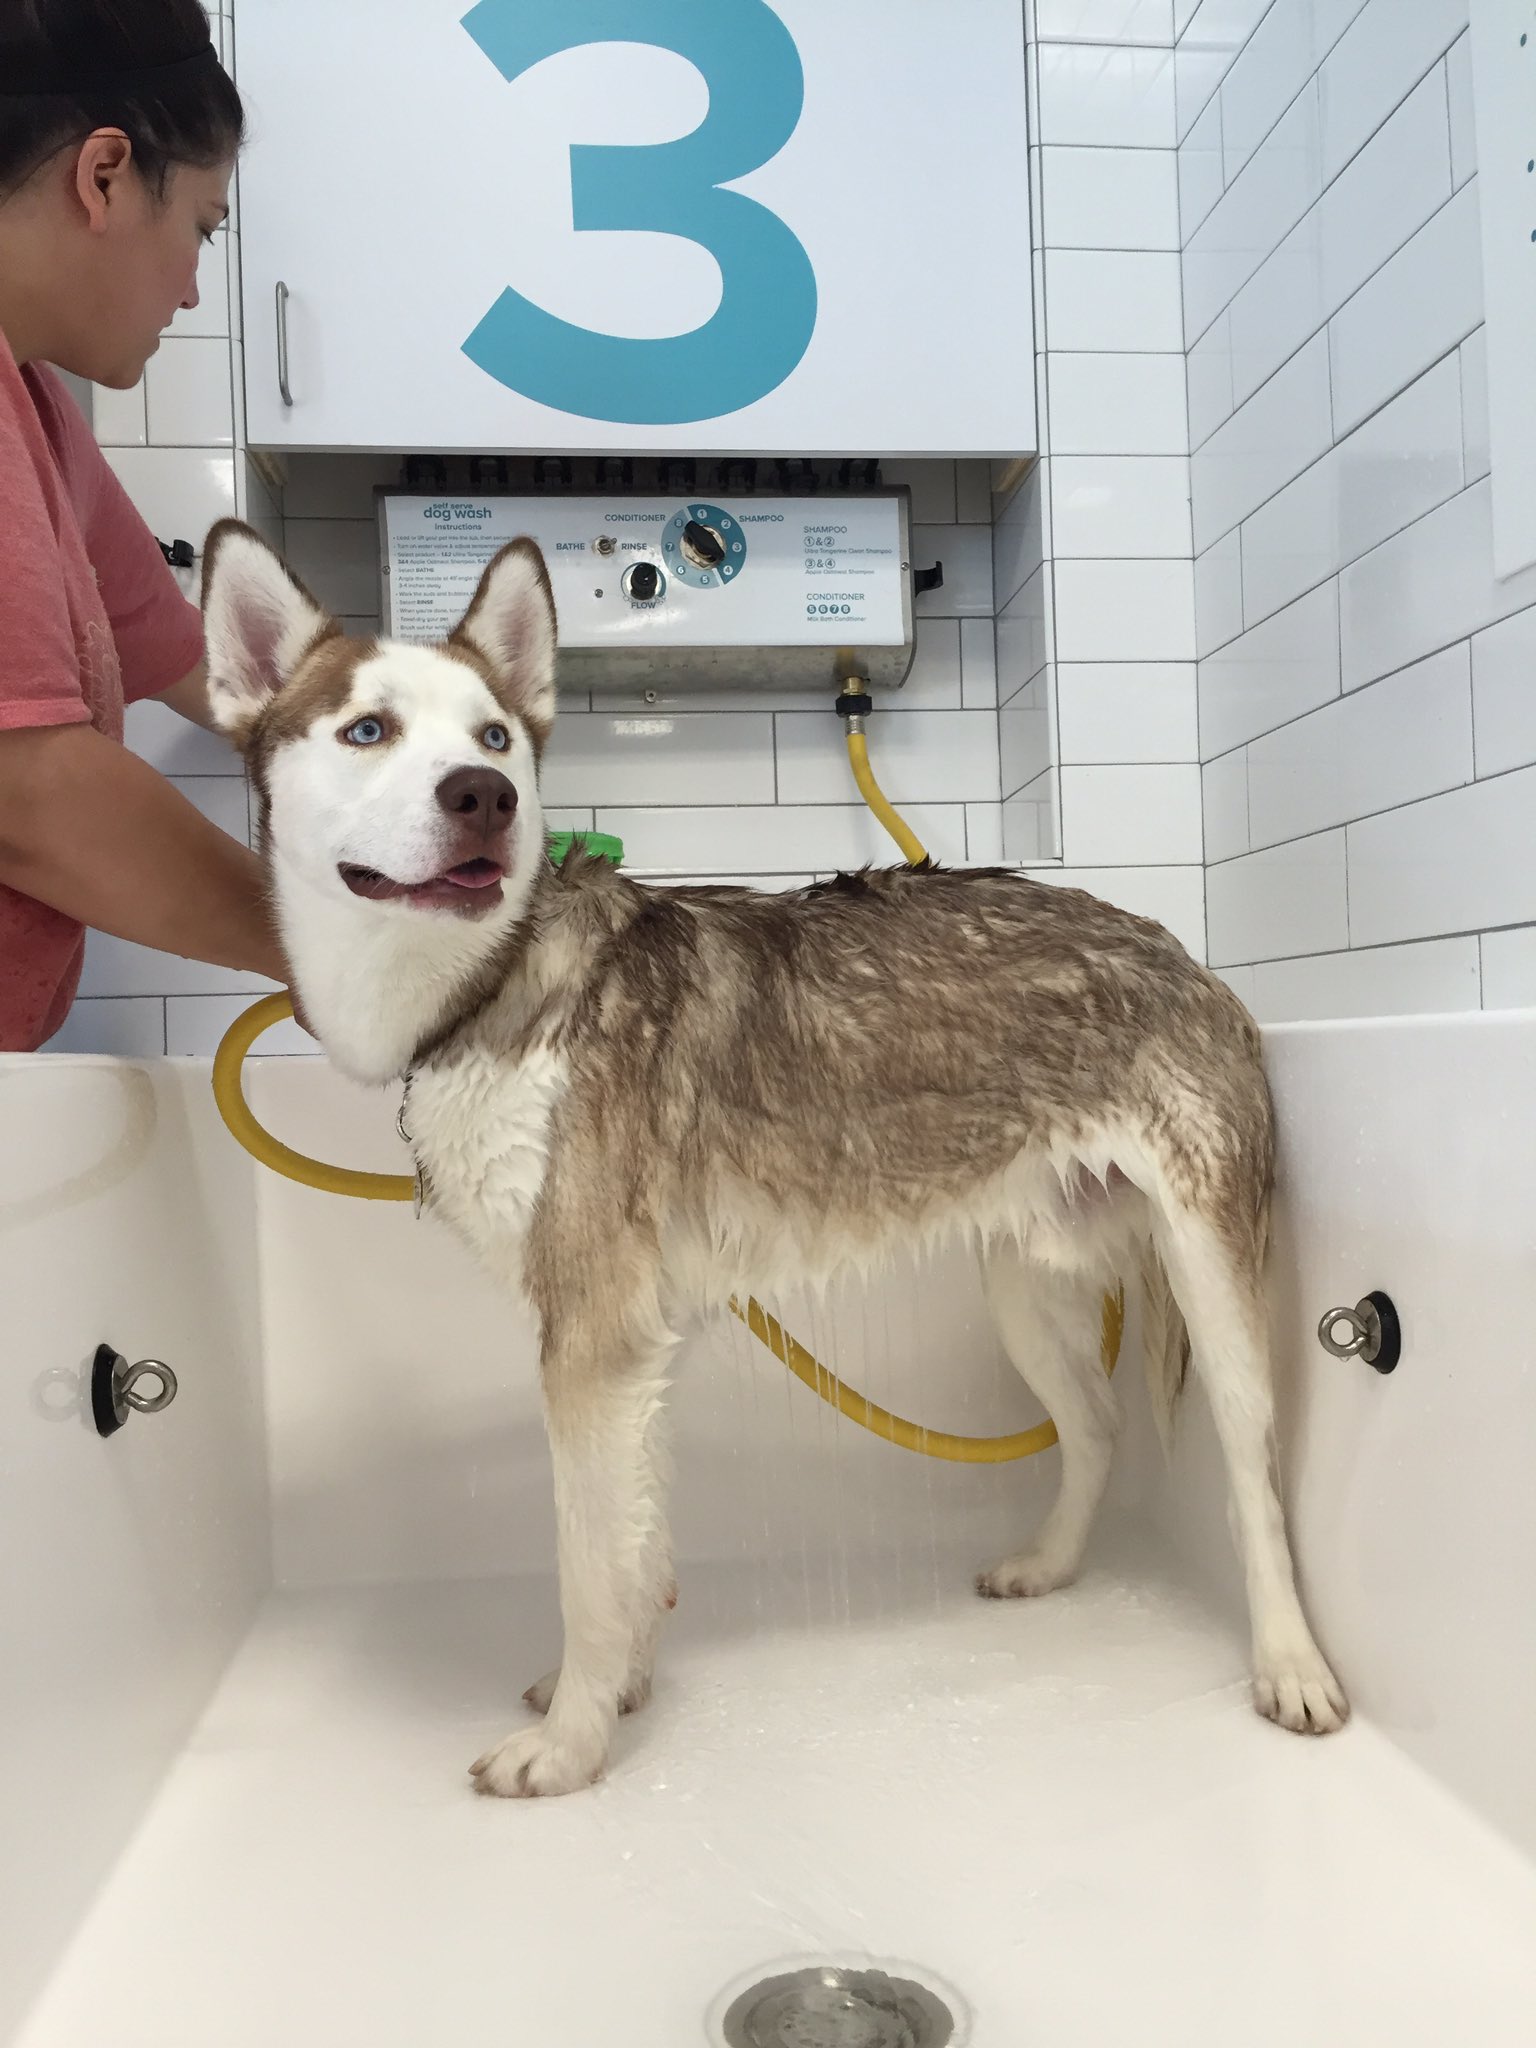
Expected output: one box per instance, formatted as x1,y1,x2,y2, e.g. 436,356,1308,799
460,0,818,424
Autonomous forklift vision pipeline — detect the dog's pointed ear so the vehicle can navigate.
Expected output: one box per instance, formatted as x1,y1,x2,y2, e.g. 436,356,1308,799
449,538,557,747
200,519,333,740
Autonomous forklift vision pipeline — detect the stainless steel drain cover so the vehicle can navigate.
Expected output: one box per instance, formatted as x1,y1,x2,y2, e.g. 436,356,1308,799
718,1965,956,2048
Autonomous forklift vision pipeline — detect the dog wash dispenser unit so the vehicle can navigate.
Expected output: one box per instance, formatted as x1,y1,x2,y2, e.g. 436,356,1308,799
377,488,918,694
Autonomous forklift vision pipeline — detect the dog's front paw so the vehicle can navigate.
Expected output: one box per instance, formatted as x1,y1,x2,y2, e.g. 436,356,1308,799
975,1550,1078,1599
1253,1647,1350,1735
470,1724,607,1798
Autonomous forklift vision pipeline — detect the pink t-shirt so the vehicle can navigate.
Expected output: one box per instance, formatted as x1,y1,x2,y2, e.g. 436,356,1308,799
0,334,204,1050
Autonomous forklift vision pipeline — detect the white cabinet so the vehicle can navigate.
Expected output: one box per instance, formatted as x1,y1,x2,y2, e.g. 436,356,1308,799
235,0,1034,455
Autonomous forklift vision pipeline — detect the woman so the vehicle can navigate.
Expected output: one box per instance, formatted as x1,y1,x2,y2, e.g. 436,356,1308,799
0,0,289,1052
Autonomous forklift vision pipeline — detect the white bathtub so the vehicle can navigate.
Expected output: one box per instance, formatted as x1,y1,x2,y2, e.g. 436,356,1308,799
3,1014,1533,2045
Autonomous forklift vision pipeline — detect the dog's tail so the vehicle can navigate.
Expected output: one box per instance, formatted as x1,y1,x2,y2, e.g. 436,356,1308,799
1139,1245,1190,1456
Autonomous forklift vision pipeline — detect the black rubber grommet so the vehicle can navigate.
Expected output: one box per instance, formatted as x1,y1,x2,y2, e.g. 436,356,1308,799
91,1343,125,1437
835,692,874,718
1365,1291,1401,1375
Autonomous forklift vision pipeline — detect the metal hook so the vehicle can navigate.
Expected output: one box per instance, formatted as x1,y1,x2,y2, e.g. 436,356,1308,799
1317,1291,1401,1374
91,1345,179,1438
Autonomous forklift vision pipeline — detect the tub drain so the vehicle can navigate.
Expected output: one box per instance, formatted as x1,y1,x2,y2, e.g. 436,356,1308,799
718,1965,956,2048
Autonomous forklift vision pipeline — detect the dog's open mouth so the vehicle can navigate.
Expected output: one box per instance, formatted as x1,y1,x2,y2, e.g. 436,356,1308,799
338,856,505,913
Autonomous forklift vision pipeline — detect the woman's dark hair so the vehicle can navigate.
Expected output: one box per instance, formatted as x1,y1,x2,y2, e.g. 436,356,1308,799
0,0,244,198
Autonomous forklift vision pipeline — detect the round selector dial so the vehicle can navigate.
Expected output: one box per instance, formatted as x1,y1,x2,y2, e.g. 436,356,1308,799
621,560,664,603
662,502,747,589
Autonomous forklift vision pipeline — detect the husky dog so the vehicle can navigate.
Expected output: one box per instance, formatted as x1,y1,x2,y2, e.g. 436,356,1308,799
201,520,1348,1798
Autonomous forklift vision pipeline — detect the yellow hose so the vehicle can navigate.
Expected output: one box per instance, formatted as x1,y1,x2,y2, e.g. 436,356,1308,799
209,718,1123,1459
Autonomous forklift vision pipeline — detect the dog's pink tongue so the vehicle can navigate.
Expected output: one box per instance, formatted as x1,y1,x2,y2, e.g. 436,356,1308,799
445,859,502,890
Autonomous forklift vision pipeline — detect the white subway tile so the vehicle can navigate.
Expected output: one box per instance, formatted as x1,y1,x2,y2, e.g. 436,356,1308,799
1060,763,1203,864
775,711,1001,805
92,378,147,447
956,462,992,524
960,618,999,708
1236,447,1336,622
1445,33,1476,188
1025,863,1208,960
79,929,276,1001
911,524,994,617
144,337,234,447
103,448,236,543
1002,776,1060,863
881,461,957,525
1335,352,1465,567
540,712,775,809
1036,0,1174,41
1044,250,1185,351
1056,661,1199,761
1043,146,1180,251
1471,606,1536,778
1327,183,1483,436
1317,69,1452,315
281,454,398,520
1187,311,1235,446
1249,937,1481,1022
166,995,319,1057
1347,764,1536,947
1246,642,1473,848
1318,0,1470,183
1215,962,1257,1004
1191,331,1332,553
1195,530,1244,654
1049,353,1190,453
1340,480,1536,690
993,462,1044,613
124,697,243,777
1174,47,1225,142
1178,96,1225,239
1001,677,1055,799
1199,578,1340,756
167,236,231,339
1052,455,1191,557
1220,0,1316,183
1308,0,1372,64
1460,326,1489,484
596,804,968,873
1053,558,1197,661
1183,84,1322,340
281,519,380,618
1227,206,1323,407
997,566,1050,706
42,999,165,1057
965,804,1006,865
1206,828,1349,965
1481,927,1536,1010
1037,43,1177,147
894,618,963,710
1202,748,1249,861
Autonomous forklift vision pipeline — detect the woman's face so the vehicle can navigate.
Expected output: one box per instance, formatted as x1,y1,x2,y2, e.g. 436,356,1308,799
71,138,233,388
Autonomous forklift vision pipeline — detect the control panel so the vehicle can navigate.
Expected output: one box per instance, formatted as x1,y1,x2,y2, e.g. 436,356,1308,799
377,492,914,692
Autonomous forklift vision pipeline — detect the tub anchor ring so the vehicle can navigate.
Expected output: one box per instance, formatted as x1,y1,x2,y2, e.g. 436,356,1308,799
1317,1292,1401,1374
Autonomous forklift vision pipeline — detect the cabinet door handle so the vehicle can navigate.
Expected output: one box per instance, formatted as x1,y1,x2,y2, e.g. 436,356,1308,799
275,280,294,408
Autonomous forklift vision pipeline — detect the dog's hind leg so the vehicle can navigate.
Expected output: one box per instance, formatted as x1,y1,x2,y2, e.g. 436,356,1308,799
472,1291,676,1798
976,1247,1120,1599
1155,1197,1348,1735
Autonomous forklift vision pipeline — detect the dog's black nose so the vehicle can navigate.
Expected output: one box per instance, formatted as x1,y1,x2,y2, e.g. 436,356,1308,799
436,766,517,837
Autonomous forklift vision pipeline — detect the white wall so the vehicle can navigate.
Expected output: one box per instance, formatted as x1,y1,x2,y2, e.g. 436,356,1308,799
1001,0,1207,955
1183,0,1536,1020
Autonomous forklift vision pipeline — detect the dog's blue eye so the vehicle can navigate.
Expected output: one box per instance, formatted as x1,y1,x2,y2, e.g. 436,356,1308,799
345,717,385,746
483,723,510,752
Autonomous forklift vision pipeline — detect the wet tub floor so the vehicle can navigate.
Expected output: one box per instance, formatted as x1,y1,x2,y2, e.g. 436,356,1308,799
19,1544,1536,2047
